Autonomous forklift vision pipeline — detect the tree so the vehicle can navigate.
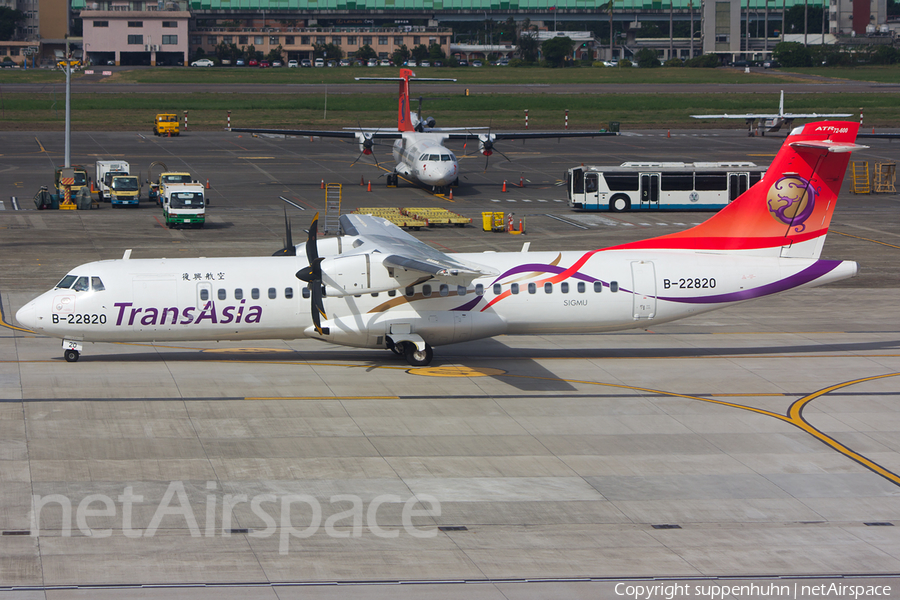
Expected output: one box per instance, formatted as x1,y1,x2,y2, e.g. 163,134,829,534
635,47,660,68
355,44,377,61
772,41,811,67
392,44,411,66
411,44,429,61
0,7,25,41
428,43,445,61
267,44,286,62
541,36,575,67
314,43,342,60
517,31,539,63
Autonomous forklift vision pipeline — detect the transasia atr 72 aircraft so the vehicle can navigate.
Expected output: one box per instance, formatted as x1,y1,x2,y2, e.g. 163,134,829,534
16,121,864,366
231,68,616,194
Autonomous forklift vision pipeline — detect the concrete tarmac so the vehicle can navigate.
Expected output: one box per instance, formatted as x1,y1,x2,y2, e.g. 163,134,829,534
1,130,900,599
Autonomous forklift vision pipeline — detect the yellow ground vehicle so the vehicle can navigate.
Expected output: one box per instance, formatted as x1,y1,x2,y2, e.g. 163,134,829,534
109,175,141,207
57,59,82,70
54,165,88,196
154,114,180,136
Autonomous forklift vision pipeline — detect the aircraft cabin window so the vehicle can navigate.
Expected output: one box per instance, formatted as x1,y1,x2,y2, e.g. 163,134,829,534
545,283,552,294
388,290,396,297
422,285,432,297
561,282,569,293
235,288,243,300
56,275,77,289
457,286,466,297
91,277,105,291
439,284,449,297
200,289,209,301
475,284,484,296
610,281,619,293
218,289,226,300
510,283,519,295
301,287,310,299
528,283,536,294
441,155,451,162
285,287,294,299
493,284,501,295
577,282,586,293
405,287,415,297
268,288,276,299
72,277,89,292
594,281,603,293
251,288,260,300
371,293,379,297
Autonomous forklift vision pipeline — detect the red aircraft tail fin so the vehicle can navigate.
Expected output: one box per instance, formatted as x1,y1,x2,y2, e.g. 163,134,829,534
615,121,864,259
397,68,415,132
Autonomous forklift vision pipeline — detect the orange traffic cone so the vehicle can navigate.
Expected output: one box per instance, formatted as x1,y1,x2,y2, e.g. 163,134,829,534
367,180,372,192
360,176,365,186
667,130,670,138
206,178,210,189
502,180,507,192
519,219,524,234
448,188,453,200
320,179,325,189
519,176,524,188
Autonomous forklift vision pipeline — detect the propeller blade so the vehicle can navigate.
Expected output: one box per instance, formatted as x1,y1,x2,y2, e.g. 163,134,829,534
495,147,512,163
272,207,297,256
311,283,327,335
305,212,319,266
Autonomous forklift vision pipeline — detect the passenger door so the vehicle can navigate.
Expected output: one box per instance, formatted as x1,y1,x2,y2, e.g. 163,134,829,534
639,173,660,208
631,261,657,320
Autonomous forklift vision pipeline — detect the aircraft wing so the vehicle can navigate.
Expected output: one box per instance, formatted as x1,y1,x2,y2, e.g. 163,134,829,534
340,213,498,285
444,130,618,140
691,114,779,119
230,127,403,140
782,113,853,118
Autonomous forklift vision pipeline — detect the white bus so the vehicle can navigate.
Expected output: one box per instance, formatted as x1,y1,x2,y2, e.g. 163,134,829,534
567,162,767,212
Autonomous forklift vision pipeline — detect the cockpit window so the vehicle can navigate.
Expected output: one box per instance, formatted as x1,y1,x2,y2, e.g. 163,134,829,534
441,155,452,161
72,277,89,292
91,277,105,291
428,155,439,161
419,154,427,161
56,275,77,289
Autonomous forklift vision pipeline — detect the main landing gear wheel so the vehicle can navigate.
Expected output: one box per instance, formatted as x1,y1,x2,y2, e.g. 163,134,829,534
404,343,433,367
64,349,80,362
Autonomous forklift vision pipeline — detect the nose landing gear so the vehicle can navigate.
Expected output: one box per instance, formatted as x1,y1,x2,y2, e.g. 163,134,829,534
63,340,83,362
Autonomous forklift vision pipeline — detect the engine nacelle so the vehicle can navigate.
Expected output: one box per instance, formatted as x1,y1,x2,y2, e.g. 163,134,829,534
321,253,421,296
423,116,436,129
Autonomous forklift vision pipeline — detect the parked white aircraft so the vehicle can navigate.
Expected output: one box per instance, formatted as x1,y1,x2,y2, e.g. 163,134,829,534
231,68,616,194
16,121,864,366
691,90,852,136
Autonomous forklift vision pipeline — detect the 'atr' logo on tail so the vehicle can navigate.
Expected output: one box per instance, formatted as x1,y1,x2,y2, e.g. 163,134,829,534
767,175,816,233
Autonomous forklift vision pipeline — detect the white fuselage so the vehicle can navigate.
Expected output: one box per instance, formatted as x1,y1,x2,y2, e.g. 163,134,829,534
392,132,459,188
15,246,857,351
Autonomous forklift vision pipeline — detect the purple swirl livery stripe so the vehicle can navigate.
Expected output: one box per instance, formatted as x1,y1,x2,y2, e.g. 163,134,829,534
495,263,598,283
658,260,842,304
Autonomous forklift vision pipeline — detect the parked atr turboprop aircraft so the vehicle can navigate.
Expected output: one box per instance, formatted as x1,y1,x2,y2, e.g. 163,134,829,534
692,90,852,136
231,68,616,194
16,121,864,367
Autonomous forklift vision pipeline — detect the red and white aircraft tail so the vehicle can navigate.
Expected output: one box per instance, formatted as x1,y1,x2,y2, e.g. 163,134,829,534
617,121,866,259
396,68,416,132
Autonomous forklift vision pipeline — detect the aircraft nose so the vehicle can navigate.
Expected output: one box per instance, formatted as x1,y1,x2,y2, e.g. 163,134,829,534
15,301,37,330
